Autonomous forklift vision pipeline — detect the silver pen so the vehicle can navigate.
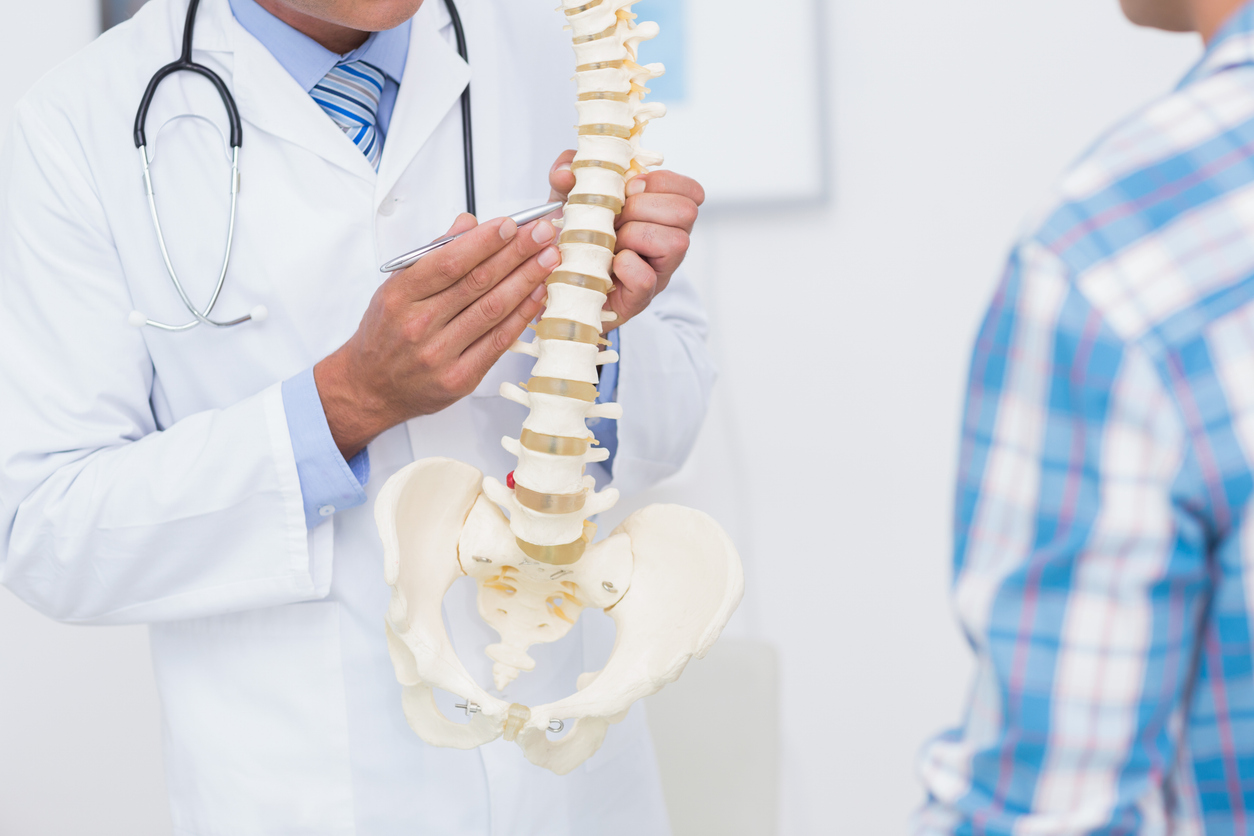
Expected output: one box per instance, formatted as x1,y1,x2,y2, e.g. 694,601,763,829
379,200,565,273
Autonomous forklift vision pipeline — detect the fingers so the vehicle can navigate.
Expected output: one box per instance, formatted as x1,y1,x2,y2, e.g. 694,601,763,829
456,275,552,381
399,215,519,300
445,237,561,351
615,219,689,278
548,150,577,203
429,219,557,328
442,212,479,238
628,170,705,206
611,169,701,284
607,249,661,324
616,192,699,233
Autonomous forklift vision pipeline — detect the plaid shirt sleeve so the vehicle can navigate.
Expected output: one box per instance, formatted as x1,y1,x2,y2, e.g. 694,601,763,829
913,240,1214,835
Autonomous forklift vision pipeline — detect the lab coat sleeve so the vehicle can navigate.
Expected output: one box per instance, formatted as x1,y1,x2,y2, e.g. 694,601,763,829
605,271,716,497
0,99,328,625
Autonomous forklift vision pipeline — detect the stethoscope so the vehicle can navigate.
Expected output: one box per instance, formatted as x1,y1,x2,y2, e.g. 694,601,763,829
130,0,475,331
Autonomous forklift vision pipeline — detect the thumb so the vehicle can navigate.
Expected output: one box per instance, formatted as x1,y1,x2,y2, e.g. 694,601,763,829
548,150,577,203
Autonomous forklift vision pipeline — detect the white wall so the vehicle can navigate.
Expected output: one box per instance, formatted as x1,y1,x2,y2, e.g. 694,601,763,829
0,0,1201,833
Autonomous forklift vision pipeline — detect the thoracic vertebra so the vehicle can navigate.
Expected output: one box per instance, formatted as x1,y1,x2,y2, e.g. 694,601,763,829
481,0,666,564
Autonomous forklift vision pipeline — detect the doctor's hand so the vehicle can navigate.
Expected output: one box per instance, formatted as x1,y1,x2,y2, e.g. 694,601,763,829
548,150,705,330
314,214,560,460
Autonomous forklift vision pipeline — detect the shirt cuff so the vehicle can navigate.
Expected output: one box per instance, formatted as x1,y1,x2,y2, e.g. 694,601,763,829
592,329,621,465
281,367,370,529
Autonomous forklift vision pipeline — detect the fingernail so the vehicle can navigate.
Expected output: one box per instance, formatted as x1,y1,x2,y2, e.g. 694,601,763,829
557,163,572,174
627,178,646,196
500,218,518,240
538,246,560,269
531,283,549,303
532,220,555,244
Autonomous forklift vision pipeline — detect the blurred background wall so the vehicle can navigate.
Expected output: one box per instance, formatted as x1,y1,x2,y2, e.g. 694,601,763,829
0,0,1201,833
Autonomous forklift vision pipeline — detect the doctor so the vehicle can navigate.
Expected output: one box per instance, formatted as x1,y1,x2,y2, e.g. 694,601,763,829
0,0,713,832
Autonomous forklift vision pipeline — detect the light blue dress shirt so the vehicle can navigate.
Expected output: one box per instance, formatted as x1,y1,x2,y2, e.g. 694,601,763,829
229,0,410,135
230,0,620,529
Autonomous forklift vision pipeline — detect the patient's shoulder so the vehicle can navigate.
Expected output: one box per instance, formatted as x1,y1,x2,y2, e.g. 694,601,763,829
1025,67,1254,344
1056,67,1254,209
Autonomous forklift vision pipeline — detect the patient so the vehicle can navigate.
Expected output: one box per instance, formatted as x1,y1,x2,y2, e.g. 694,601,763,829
914,0,1254,832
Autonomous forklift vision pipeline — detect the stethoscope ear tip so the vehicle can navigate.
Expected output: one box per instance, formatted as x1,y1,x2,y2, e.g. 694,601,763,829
249,305,269,323
128,311,149,328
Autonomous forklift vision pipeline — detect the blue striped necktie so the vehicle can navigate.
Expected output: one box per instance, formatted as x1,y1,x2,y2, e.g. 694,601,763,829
311,60,386,170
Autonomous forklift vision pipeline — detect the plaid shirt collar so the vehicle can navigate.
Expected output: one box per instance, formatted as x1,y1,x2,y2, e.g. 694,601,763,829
1180,0,1254,88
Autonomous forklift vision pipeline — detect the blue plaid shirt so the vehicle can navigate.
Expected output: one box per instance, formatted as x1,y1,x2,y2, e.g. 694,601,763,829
915,6,1254,834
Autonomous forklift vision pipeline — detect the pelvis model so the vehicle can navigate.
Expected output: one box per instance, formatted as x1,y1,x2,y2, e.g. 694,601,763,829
375,0,744,775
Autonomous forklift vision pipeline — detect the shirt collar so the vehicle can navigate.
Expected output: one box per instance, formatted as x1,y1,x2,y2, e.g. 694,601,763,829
227,0,410,92
1179,0,1254,88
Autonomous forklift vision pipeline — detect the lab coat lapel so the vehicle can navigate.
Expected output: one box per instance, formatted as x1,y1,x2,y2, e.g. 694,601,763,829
209,0,377,183
375,0,471,204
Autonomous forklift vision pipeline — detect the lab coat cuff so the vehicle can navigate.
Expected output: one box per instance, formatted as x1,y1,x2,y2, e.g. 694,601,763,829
281,367,371,529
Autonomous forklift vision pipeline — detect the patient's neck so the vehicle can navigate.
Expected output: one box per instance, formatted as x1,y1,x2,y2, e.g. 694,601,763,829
1196,0,1249,42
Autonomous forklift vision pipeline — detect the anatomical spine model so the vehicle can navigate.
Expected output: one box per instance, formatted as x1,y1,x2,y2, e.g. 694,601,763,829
375,0,743,775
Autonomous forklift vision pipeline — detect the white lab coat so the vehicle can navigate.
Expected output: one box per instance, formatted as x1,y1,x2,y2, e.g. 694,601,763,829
0,0,715,832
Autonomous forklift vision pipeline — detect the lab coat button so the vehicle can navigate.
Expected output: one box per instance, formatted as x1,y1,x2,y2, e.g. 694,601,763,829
319,505,335,517
379,197,401,217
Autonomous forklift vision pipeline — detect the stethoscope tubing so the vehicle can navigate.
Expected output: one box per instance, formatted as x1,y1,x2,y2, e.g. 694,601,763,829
135,145,246,330
444,0,475,217
132,0,475,332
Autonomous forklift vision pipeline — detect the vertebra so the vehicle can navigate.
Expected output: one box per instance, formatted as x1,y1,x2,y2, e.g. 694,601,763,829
376,1,743,775
482,0,666,561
